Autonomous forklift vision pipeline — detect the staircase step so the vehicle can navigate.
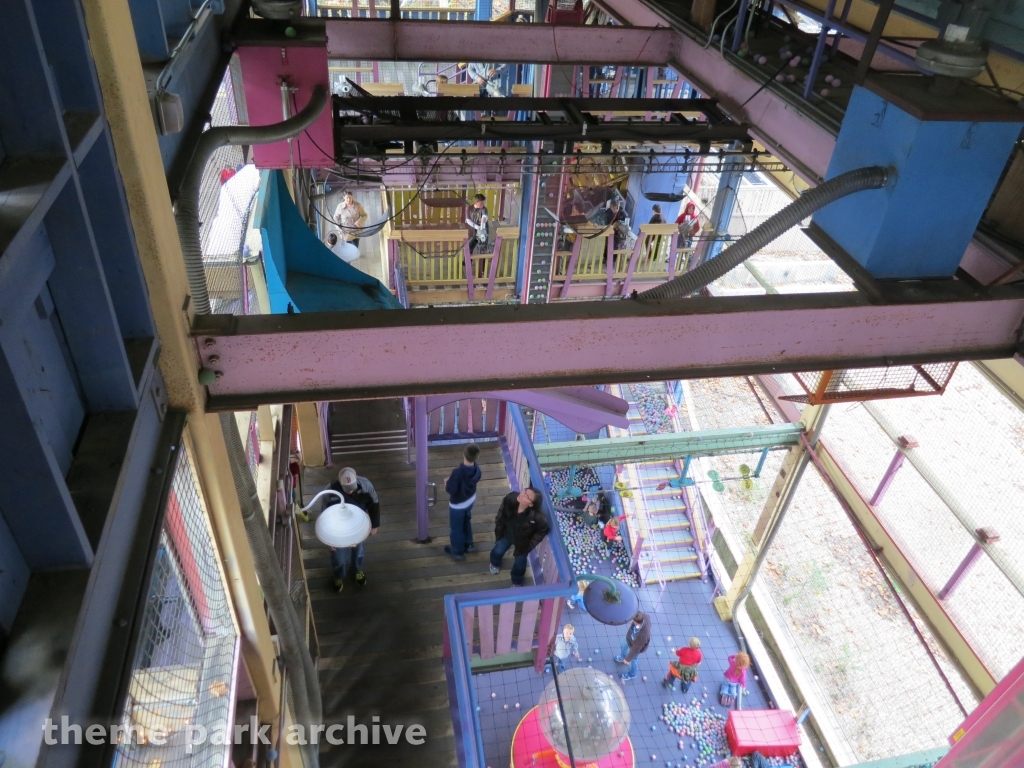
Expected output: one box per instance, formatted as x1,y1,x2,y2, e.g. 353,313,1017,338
651,529,695,547
330,429,408,457
647,517,691,531
659,560,703,581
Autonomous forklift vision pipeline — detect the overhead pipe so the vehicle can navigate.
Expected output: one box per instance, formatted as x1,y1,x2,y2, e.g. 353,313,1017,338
638,166,891,300
176,85,327,314
174,86,327,768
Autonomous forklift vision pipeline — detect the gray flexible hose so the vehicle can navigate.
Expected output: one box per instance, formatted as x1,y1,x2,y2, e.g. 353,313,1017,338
177,88,328,768
177,86,328,315
639,166,890,300
220,413,323,768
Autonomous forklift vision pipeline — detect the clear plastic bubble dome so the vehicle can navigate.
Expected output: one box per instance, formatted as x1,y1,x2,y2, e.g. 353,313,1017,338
537,668,631,761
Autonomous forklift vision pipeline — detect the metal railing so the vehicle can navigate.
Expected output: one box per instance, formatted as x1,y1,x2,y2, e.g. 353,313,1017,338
443,403,576,767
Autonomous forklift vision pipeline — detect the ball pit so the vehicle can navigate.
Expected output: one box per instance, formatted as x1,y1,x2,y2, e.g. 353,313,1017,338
546,466,641,589
627,384,676,434
661,700,730,764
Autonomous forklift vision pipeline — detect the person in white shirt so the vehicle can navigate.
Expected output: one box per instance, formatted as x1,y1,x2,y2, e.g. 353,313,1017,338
327,232,359,263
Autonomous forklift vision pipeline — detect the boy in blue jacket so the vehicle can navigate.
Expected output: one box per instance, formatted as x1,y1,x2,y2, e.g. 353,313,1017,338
445,444,482,561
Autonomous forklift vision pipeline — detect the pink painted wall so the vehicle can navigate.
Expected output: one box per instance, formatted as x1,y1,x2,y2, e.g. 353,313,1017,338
939,655,1024,767
236,45,334,169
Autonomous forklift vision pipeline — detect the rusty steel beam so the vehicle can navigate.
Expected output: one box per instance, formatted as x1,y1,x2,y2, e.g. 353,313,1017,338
192,288,1024,409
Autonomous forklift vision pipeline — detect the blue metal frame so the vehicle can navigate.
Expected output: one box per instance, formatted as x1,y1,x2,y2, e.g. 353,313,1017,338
444,404,577,767
0,2,170,765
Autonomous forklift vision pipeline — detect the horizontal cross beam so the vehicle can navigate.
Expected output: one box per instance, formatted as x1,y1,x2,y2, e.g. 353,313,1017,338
335,119,749,144
340,97,727,119
534,424,804,466
325,19,681,64
191,287,1024,409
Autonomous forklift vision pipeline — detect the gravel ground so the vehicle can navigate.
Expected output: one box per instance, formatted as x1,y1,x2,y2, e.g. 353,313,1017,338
818,364,1024,681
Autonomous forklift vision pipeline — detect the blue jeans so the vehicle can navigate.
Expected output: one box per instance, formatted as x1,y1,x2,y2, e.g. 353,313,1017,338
449,502,475,555
567,593,585,609
490,538,529,586
330,543,364,580
619,638,640,677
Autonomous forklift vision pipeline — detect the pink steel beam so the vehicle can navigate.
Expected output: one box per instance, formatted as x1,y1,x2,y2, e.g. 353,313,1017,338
192,291,1024,408
324,19,681,64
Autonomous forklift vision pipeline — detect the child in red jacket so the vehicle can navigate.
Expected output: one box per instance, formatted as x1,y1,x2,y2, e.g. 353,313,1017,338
662,637,702,691
602,516,623,550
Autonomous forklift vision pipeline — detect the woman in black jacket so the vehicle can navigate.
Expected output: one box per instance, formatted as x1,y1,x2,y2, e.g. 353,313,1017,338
488,487,550,586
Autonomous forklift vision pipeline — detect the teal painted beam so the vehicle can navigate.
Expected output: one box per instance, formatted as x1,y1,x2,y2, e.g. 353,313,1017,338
844,747,948,768
533,424,804,467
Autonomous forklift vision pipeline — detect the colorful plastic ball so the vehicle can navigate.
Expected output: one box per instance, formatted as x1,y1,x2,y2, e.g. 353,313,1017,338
491,692,497,698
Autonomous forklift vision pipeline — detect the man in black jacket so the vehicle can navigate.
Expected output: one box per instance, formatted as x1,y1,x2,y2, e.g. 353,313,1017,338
488,486,549,586
323,467,380,592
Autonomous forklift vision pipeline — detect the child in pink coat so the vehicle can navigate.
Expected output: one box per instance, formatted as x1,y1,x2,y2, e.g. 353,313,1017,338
719,652,751,707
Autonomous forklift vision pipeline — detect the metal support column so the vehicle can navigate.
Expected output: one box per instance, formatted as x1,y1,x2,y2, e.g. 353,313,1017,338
692,144,744,268
415,396,431,543
713,405,825,621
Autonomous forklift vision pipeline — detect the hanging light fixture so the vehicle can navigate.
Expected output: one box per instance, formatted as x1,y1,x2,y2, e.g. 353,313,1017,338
300,490,371,548
576,573,639,626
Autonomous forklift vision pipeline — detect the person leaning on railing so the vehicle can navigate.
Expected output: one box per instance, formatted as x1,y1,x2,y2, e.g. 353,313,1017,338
488,486,549,587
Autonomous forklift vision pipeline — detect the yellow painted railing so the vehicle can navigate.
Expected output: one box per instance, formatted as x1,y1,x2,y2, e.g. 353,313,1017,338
390,227,520,299
551,223,695,297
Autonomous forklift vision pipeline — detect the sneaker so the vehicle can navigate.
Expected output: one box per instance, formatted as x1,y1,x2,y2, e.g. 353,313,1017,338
566,599,575,609
614,655,625,663
661,678,674,690
621,672,638,681
465,544,477,553
355,572,367,587
489,565,500,575
333,579,344,593
444,546,466,562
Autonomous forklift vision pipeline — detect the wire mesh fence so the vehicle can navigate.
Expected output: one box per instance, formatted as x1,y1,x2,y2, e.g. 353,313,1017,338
752,464,973,761
114,445,238,768
783,364,958,405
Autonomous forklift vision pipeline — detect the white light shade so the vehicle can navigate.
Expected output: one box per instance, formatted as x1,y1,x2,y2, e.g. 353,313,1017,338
331,241,360,263
315,502,371,547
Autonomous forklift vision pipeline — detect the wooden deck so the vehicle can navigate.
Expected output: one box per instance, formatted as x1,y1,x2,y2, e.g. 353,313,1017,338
301,400,513,767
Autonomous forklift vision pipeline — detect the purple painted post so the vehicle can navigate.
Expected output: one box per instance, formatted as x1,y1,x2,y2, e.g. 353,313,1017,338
387,239,398,290
803,0,839,100
670,71,684,99
485,234,503,300
534,597,562,673
620,232,646,296
870,435,917,505
415,396,431,542
463,238,475,301
629,534,644,574
605,232,616,296
560,232,585,298
938,528,1000,600
666,231,680,279
870,451,904,505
